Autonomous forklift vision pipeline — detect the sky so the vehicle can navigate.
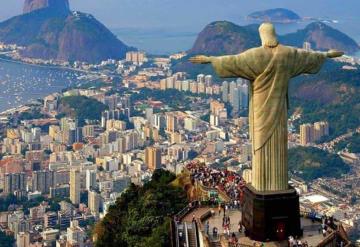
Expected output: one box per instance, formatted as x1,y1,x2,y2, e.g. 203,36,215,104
1,0,360,32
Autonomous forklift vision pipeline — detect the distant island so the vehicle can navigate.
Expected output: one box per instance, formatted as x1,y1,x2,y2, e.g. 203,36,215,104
247,8,301,23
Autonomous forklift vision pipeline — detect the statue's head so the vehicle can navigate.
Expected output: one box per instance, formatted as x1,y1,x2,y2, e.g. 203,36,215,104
259,23,278,48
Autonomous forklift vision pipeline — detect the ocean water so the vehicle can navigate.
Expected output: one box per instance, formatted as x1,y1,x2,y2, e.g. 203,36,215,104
0,59,83,112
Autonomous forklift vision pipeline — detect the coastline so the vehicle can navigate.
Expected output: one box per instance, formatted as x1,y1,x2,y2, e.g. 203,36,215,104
0,56,92,115
0,54,98,74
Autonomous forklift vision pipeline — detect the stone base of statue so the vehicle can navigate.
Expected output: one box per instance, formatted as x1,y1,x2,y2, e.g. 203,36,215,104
242,184,303,242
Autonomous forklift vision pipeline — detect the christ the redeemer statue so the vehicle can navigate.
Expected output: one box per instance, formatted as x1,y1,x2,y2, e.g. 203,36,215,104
190,23,343,192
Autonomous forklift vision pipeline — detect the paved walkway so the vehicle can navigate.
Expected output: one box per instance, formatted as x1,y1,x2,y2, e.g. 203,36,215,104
180,207,328,247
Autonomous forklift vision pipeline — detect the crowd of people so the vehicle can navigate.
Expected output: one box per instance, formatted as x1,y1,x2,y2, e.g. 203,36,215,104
186,162,246,203
288,236,309,247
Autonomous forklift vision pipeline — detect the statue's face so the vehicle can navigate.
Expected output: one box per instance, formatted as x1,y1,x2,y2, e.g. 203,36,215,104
259,23,278,47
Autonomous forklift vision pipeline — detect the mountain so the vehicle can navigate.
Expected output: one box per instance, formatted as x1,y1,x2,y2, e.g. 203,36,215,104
280,22,360,54
0,0,133,63
23,0,70,14
187,21,359,56
172,21,260,78
289,60,360,141
247,8,301,23
189,21,260,56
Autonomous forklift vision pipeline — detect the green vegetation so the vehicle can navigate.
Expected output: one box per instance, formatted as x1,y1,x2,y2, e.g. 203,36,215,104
60,96,108,126
334,133,360,153
0,230,14,247
0,194,17,212
131,88,194,111
0,194,67,214
0,195,46,214
94,170,188,247
288,146,350,181
18,109,45,121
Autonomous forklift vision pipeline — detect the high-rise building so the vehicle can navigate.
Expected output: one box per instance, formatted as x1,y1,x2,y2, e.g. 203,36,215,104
231,87,240,112
238,82,249,109
44,212,58,229
125,51,146,65
197,74,205,84
184,117,198,131
86,170,97,191
101,110,122,128
145,108,154,124
300,123,314,145
32,170,54,194
314,121,329,141
31,127,41,142
205,75,213,86
166,76,175,89
50,185,70,199
198,82,205,94
166,113,178,133
145,147,162,171
222,81,229,102
300,121,329,145
67,220,85,247
42,229,59,246
160,79,167,90
17,232,30,247
124,131,140,151
190,82,198,94
229,81,237,101
175,80,182,91
70,170,80,205
181,80,190,92
82,125,95,138
153,113,165,130
88,190,100,215
4,173,26,194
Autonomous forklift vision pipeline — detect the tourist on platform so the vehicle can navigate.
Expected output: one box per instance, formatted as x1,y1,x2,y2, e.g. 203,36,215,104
205,221,209,235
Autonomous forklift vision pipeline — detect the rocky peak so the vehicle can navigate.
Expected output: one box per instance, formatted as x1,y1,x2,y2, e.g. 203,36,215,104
23,0,70,14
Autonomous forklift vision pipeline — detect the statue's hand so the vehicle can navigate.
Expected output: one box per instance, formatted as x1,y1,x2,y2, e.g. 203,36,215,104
189,55,212,64
326,49,344,58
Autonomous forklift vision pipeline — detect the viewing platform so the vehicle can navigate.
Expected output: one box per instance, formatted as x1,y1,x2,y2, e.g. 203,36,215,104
173,203,352,247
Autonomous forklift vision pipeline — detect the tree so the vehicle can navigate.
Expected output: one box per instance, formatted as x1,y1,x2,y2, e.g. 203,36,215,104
0,231,14,247
288,146,350,181
95,170,187,247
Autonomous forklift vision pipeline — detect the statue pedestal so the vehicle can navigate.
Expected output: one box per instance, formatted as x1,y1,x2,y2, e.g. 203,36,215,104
242,184,303,241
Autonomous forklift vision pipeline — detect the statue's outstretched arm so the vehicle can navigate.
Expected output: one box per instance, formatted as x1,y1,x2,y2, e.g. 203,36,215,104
189,55,214,64
325,49,344,58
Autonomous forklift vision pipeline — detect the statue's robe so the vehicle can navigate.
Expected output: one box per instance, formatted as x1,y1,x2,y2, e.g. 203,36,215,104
211,45,326,191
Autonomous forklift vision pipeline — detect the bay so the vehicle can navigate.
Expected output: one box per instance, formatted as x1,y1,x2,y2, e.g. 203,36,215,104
0,59,83,113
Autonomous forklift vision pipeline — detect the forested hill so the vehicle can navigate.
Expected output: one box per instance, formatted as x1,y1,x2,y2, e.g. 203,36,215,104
93,170,188,247
289,61,360,140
